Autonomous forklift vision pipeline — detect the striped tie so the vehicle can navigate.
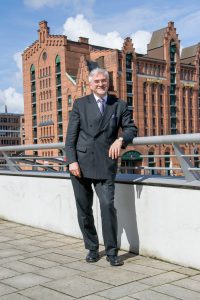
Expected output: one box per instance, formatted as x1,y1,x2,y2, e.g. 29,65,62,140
98,98,105,115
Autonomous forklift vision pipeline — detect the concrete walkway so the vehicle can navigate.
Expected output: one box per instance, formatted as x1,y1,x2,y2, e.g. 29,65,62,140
0,219,200,299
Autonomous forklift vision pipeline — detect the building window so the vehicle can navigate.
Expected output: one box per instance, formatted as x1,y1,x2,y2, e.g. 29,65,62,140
55,55,61,73
127,96,133,107
68,95,72,107
148,150,155,175
127,84,132,94
42,52,47,61
126,72,132,81
30,64,35,81
126,53,132,69
108,72,114,91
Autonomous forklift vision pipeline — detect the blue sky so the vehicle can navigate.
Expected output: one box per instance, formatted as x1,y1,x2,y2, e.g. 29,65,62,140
0,0,200,113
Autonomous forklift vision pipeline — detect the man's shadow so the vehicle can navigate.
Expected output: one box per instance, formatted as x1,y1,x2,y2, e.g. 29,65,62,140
114,183,142,261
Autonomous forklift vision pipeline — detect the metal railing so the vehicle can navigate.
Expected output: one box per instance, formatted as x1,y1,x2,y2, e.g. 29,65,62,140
0,133,200,182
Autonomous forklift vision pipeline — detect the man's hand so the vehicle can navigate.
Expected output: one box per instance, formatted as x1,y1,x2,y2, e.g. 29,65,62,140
109,139,123,159
69,162,81,177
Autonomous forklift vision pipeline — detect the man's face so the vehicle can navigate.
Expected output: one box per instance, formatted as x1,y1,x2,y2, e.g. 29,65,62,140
89,73,109,98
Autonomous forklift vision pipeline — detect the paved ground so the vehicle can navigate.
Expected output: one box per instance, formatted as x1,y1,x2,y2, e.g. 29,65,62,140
0,219,200,300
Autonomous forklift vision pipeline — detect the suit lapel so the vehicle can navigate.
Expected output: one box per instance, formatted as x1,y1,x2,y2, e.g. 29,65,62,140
87,94,103,128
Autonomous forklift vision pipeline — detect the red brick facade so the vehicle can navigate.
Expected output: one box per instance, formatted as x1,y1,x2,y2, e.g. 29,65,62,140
22,21,200,174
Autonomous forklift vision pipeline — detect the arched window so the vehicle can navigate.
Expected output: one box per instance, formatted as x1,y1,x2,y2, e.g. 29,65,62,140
30,64,35,81
55,55,61,73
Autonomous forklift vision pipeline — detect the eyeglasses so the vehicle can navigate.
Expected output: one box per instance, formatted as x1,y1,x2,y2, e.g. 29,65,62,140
93,79,108,85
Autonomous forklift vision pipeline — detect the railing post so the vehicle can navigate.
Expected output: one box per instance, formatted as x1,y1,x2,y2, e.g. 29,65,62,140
173,143,200,182
1,152,20,172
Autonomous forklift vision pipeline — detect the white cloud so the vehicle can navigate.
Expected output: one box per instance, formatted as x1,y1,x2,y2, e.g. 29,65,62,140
24,0,95,13
0,52,24,113
131,31,152,54
13,52,23,86
13,52,22,73
63,14,123,49
63,14,151,53
0,87,24,114
24,0,66,9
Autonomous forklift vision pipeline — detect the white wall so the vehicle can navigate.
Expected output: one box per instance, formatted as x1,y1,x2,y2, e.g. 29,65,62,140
0,174,200,269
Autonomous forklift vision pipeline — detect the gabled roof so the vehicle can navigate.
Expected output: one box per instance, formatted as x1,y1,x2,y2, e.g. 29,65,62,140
181,44,198,60
148,27,166,50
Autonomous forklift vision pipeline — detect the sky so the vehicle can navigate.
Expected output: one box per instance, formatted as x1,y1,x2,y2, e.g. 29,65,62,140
0,0,200,114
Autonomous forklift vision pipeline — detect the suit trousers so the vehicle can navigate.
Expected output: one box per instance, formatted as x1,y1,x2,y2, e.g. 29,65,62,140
70,175,118,256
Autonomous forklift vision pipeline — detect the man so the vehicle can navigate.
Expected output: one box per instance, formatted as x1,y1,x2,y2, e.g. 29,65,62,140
65,68,137,266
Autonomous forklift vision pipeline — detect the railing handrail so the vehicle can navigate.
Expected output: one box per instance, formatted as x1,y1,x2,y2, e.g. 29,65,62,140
0,133,200,182
0,133,200,152
0,142,65,152
132,133,200,145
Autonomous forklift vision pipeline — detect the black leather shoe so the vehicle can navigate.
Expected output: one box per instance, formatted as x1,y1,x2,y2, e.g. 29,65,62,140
106,255,124,266
86,250,100,263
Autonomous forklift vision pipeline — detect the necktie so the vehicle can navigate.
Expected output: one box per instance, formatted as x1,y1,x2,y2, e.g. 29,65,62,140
98,98,105,115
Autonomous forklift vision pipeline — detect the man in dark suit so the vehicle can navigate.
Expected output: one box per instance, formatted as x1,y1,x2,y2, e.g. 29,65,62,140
65,68,137,266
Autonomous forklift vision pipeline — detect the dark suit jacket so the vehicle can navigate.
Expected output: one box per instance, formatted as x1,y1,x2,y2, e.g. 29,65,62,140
65,93,137,179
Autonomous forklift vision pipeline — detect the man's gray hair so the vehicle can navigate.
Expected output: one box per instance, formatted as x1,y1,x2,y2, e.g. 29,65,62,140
88,68,109,83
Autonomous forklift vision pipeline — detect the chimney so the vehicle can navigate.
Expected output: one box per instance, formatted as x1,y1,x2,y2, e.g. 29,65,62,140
38,20,49,44
5,105,7,113
79,37,89,44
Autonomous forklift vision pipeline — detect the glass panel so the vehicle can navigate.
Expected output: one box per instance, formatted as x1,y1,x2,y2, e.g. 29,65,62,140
57,100,62,110
30,65,35,72
31,82,36,92
127,97,133,106
126,72,132,81
55,55,60,63
126,53,132,69
170,106,176,117
56,74,61,85
127,84,132,93
170,84,176,94
170,95,176,105
57,113,62,123
56,63,61,73
171,117,176,128
58,125,63,135
68,95,72,106
57,86,62,97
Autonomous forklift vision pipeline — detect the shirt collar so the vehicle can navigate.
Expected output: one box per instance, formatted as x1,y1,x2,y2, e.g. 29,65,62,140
93,93,108,103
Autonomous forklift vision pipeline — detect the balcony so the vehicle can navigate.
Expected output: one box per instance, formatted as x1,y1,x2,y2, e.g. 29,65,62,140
0,133,200,273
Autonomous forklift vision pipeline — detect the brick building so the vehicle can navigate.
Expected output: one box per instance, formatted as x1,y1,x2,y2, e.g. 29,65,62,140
22,20,200,174
0,107,22,147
